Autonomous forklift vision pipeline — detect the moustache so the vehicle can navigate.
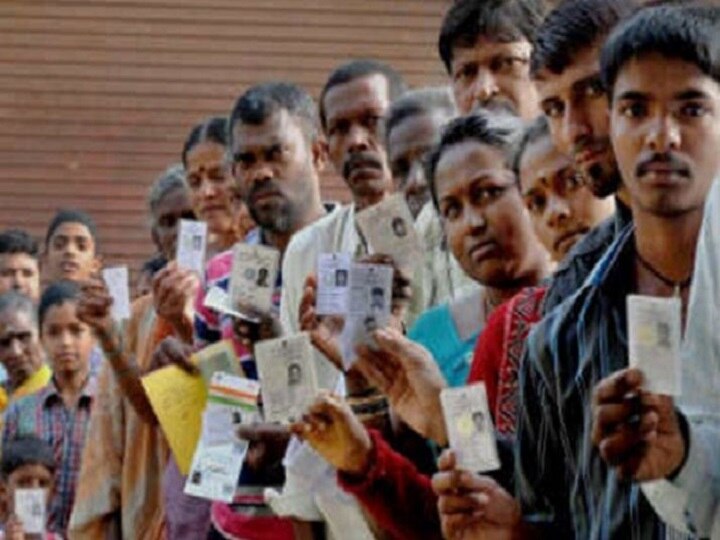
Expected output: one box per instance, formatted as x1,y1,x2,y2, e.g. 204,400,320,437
636,153,691,178
473,97,517,116
343,152,383,180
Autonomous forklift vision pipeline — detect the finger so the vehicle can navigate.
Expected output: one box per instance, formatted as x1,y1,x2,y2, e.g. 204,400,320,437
438,449,457,472
354,350,395,391
438,494,487,515
598,412,659,466
593,368,643,405
442,512,485,539
236,423,290,442
592,400,640,445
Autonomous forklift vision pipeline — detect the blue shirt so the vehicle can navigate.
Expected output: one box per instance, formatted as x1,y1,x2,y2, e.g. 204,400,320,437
516,225,669,539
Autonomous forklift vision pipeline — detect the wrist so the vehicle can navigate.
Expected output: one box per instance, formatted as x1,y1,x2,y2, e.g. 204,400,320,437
667,409,690,481
345,431,374,477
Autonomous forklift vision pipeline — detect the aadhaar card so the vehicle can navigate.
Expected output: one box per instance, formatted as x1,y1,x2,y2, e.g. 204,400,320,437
102,266,131,322
176,220,208,277
356,193,422,271
316,252,352,316
441,383,500,473
229,243,280,316
255,332,319,424
15,488,47,535
628,295,682,396
339,262,394,370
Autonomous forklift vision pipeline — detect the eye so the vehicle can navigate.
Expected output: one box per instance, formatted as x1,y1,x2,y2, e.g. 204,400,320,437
329,120,350,137
584,78,605,98
471,185,506,205
525,193,546,215
392,159,410,181
563,171,584,191
441,200,462,221
490,55,528,75
455,63,478,83
542,100,565,120
76,239,88,252
619,101,647,119
186,175,201,189
364,115,381,132
680,102,708,118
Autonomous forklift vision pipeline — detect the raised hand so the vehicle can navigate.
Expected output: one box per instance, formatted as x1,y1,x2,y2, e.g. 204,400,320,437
152,261,199,339
591,367,686,482
299,274,345,371
148,336,198,375
291,393,373,476
236,422,291,474
77,276,116,346
355,328,448,445
432,450,519,540
232,313,282,357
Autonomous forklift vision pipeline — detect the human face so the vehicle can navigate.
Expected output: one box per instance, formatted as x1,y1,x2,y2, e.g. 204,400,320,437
152,187,194,260
324,74,393,204
611,54,720,218
185,141,236,236
535,44,621,197
451,37,538,119
3,463,54,515
45,223,99,283
435,140,543,287
232,109,322,234
388,111,448,219
0,310,43,388
520,135,615,261
0,254,40,301
40,301,94,377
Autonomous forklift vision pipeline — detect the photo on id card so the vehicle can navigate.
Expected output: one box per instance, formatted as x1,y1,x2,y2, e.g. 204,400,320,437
229,243,280,316
355,193,421,270
441,383,500,473
255,332,318,424
316,252,353,316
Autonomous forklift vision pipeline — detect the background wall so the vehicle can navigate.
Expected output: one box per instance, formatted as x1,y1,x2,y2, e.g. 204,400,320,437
0,0,450,287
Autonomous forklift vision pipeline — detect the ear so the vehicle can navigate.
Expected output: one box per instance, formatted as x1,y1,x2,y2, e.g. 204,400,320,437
0,481,9,520
92,255,103,275
311,136,329,173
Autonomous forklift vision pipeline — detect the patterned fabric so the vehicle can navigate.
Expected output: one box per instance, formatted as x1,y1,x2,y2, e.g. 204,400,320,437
69,294,173,540
2,374,96,534
468,287,546,436
516,225,668,539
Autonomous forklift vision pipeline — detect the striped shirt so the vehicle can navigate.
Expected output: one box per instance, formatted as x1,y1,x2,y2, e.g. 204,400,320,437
516,225,670,539
2,374,96,534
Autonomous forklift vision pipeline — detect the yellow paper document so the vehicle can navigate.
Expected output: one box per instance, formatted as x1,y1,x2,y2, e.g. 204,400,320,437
141,365,207,475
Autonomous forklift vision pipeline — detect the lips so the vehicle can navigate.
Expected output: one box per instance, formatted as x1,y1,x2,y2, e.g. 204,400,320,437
467,240,499,263
251,191,282,205
60,261,79,274
344,153,383,181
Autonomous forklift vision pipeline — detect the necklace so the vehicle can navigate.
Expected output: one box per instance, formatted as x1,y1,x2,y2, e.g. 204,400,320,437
636,251,692,296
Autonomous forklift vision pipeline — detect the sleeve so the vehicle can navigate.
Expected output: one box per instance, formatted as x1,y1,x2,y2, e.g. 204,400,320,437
467,299,510,416
193,269,222,350
514,324,571,536
641,416,720,537
67,362,124,538
337,430,442,540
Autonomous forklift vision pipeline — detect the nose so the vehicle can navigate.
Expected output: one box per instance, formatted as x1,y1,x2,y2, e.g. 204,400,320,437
472,68,499,105
9,337,23,357
248,163,274,190
545,193,571,229
347,124,370,154
404,160,426,192
562,104,592,154
463,206,487,233
646,114,680,153
199,177,216,199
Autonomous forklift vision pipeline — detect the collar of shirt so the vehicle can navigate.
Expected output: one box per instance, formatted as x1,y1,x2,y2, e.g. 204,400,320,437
39,370,97,409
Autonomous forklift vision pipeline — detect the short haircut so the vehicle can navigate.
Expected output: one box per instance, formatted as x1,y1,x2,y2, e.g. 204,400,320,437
182,117,228,167
530,0,638,77
45,209,98,249
319,59,407,130
601,5,720,100
147,163,187,215
511,115,551,176
1,435,55,481
0,229,39,259
386,86,457,140
439,0,545,75
38,280,80,330
0,291,37,326
228,82,319,145
427,111,525,211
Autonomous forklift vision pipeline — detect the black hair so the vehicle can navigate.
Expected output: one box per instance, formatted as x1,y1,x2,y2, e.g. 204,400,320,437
181,117,228,168
1,435,55,480
439,0,545,75
601,5,720,100
385,87,457,140
0,229,39,259
319,59,407,130
530,0,638,77
0,291,37,326
427,111,524,211
45,209,98,249
511,115,551,176
141,254,167,276
38,280,80,330
228,82,319,145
